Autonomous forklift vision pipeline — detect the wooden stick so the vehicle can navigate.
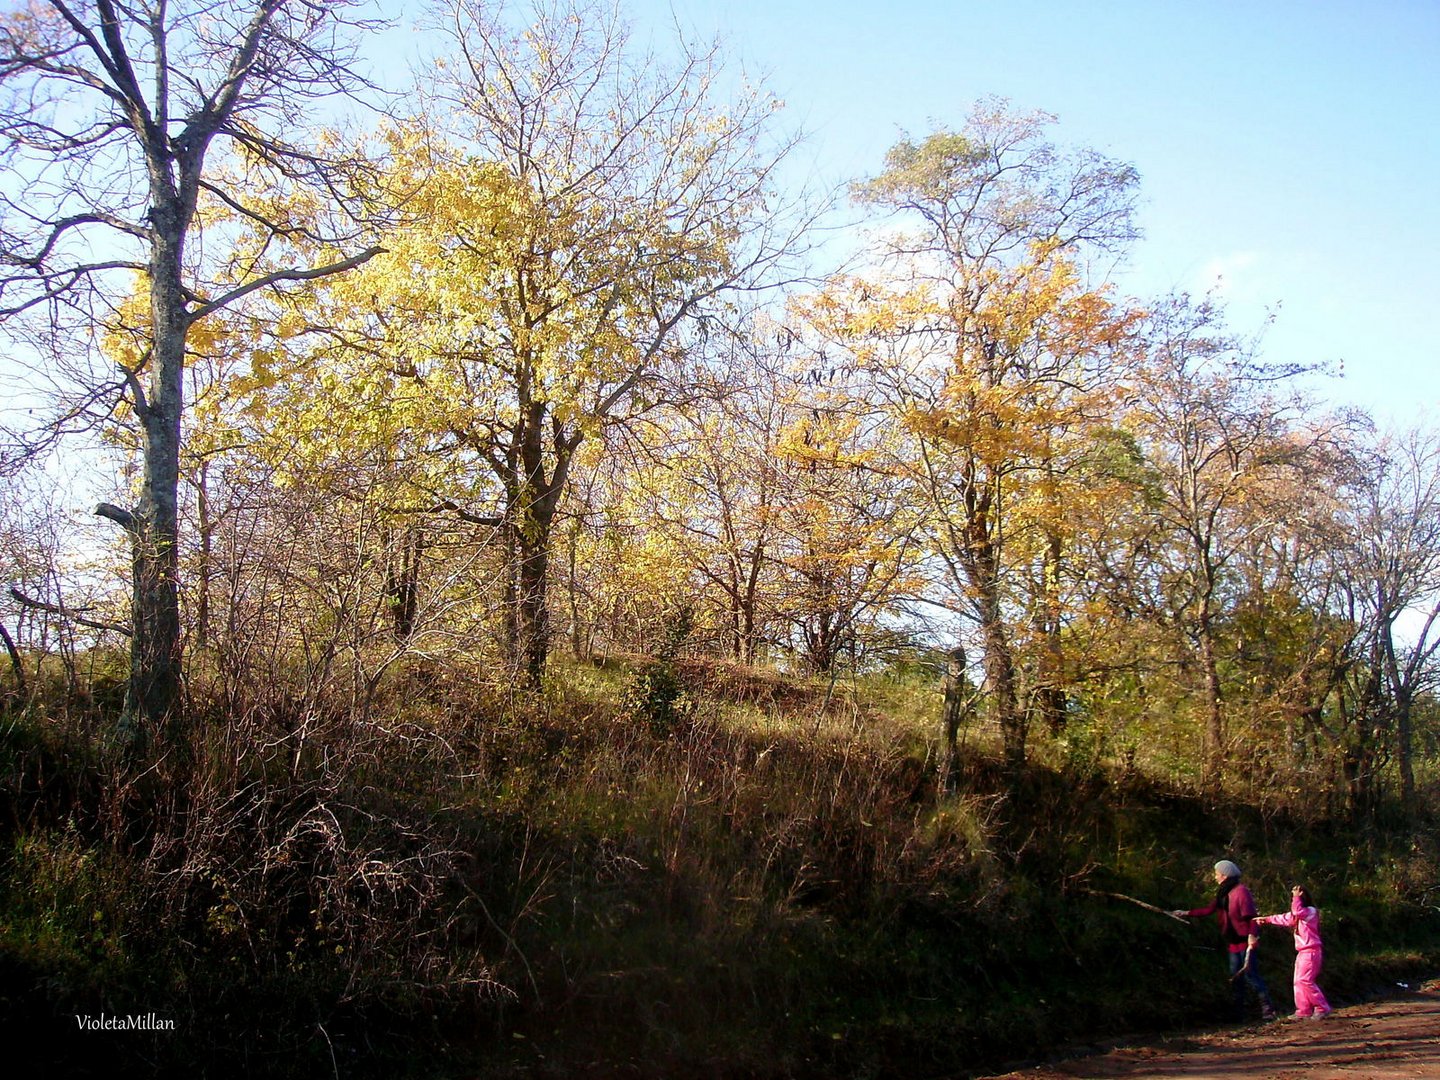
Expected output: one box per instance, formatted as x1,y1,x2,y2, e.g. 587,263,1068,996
1082,889,1189,923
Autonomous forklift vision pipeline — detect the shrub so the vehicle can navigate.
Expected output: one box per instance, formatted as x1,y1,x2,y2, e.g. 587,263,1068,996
622,605,695,736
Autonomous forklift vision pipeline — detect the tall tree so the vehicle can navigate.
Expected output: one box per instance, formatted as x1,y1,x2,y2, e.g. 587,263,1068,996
0,0,382,739
1124,294,1328,778
618,340,792,666
307,0,807,685
1339,423,1440,810
807,104,1141,769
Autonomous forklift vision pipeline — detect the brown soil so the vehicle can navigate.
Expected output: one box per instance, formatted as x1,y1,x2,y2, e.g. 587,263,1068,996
983,979,1440,1079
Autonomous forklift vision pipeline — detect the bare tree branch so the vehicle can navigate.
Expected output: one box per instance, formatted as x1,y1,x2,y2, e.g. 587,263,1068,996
95,501,137,531
189,245,384,321
10,585,131,636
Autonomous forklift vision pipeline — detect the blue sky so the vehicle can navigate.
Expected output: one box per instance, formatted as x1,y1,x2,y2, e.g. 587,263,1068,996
603,0,1440,425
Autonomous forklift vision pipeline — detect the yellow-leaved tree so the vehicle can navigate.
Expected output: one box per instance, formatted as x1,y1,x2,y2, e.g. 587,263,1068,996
803,100,1143,771
605,326,922,671
282,0,808,685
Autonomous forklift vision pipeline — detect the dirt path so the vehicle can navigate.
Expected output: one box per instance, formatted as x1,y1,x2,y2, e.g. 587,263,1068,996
983,979,1440,1079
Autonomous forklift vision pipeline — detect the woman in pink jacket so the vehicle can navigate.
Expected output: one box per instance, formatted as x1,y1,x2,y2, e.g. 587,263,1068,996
1253,885,1332,1019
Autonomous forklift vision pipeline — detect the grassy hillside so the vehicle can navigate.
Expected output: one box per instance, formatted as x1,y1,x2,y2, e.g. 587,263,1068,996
2,656,1437,1078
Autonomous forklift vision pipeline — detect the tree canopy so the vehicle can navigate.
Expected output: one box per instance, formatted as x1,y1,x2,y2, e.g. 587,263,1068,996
0,2,1433,812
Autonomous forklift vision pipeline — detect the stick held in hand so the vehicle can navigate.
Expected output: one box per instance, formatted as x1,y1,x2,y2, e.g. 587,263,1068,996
1083,889,1190,923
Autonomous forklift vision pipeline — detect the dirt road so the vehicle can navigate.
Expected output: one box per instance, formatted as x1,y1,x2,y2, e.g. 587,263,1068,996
983,979,1440,1079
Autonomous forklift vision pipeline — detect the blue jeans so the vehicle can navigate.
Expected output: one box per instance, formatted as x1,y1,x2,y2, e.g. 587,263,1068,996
1229,949,1274,1019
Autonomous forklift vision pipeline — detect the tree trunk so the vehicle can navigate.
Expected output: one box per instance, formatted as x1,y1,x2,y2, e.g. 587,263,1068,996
804,606,839,674
721,545,764,665
494,386,571,687
725,555,745,662
502,522,520,668
967,518,1024,772
0,622,25,695
516,528,551,686
195,461,213,649
1197,607,1224,780
565,519,589,661
1035,531,1067,736
1381,626,1417,811
386,526,424,641
939,645,967,792
1346,664,1387,820
742,540,767,666
981,612,1024,772
1395,684,1415,809
126,216,188,738
728,598,743,662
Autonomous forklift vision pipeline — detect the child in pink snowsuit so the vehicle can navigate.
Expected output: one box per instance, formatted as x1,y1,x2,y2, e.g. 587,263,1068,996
1253,886,1332,1018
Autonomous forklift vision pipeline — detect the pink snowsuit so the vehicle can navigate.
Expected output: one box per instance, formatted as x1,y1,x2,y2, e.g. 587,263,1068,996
1254,893,1331,1017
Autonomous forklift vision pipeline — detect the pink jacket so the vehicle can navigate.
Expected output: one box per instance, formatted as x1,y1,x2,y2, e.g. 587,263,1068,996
1254,893,1323,952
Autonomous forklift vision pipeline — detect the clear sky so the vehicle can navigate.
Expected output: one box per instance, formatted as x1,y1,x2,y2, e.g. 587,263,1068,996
604,0,1440,426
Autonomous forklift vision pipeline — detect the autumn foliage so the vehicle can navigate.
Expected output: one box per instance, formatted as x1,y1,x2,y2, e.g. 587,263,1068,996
1,2,1439,1078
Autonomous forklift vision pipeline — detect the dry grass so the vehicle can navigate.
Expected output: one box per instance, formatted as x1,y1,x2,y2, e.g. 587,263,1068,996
2,655,1438,1078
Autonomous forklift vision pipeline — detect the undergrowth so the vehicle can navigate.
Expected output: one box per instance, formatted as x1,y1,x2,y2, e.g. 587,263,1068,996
0,657,1437,1078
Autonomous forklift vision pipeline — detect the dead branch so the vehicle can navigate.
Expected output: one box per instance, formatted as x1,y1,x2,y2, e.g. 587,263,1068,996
9,586,131,636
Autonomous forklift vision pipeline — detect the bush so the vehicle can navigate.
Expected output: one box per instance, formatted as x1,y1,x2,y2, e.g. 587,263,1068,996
622,605,695,736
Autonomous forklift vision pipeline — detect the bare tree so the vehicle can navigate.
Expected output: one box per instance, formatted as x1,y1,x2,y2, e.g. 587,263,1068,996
0,1,384,740
1126,294,1333,779
1338,422,1440,810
